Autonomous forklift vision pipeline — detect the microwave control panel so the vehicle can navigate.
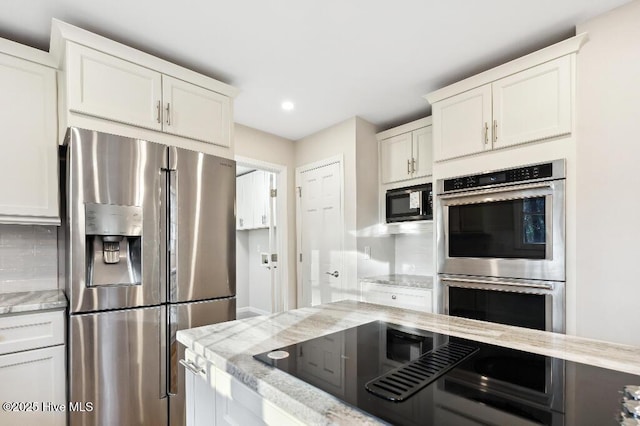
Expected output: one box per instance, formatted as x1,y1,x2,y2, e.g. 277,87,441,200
443,163,553,193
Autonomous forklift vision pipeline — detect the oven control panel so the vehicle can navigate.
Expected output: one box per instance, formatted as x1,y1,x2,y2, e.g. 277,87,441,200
443,162,554,192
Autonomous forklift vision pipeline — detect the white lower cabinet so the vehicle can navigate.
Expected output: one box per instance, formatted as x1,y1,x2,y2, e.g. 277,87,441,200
0,311,66,426
185,349,304,426
360,282,432,312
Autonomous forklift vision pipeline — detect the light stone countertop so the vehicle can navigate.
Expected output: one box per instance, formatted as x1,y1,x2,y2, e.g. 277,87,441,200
0,289,67,315
360,274,433,289
177,300,640,425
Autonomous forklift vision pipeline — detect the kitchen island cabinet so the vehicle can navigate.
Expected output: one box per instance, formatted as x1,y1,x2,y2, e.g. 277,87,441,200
178,300,640,425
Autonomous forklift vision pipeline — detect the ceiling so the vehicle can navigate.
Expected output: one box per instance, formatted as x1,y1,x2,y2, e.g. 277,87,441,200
0,1,630,140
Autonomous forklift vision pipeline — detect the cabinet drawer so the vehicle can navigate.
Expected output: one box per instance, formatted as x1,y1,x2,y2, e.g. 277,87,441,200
361,283,432,312
0,310,65,355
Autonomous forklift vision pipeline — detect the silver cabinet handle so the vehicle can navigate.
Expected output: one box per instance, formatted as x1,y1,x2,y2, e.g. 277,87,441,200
166,103,171,125
325,271,339,278
484,122,489,145
239,218,244,227
411,157,416,174
262,214,266,225
179,359,205,375
156,100,162,124
493,119,498,143
407,159,411,175
391,295,397,300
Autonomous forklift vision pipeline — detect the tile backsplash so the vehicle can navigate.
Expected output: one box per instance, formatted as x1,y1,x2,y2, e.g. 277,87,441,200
0,224,58,293
394,233,434,276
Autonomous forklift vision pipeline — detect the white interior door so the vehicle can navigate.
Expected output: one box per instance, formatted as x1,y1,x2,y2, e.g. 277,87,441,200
299,162,343,307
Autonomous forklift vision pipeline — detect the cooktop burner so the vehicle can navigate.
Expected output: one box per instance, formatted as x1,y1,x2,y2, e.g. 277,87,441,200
253,321,640,426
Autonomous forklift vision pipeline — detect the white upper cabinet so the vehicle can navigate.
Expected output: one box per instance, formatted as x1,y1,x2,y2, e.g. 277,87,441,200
0,50,58,224
53,21,238,153
433,85,492,161
162,75,231,146
492,56,572,149
236,171,273,231
66,42,163,131
425,34,586,162
378,117,433,185
380,132,413,184
411,126,434,179
65,43,232,147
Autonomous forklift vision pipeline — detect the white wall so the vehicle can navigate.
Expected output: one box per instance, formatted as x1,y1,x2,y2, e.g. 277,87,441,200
575,0,640,347
356,117,394,280
295,117,387,302
0,225,58,293
295,118,359,301
235,123,296,309
247,229,272,313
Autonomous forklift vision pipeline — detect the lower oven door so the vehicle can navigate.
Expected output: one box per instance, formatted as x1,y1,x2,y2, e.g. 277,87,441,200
440,274,565,333
437,180,565,282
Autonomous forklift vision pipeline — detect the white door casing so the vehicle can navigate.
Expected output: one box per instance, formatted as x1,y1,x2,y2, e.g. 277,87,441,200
235,156,289,313
297,160,343,307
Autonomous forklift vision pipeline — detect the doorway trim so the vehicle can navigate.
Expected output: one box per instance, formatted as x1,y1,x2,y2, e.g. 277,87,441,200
235,155,289,313
295,154,345,308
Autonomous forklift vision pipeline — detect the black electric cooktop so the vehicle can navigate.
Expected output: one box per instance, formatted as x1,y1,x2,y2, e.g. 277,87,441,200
254,321,640,425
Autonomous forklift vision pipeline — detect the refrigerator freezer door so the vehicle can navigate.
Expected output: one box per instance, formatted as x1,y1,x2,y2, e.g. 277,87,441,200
168,297,236,426
168,147,236,302
69,306,168,426
66,128,167,313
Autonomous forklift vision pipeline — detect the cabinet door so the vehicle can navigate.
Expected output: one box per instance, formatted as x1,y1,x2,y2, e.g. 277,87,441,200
411,126,433,178
492,55,572,149
236,173,249,230
432,84,492,161
0,53,58,224
184,366,215,426
66,42,163,131
380,132,413,184
163,75,231,147
0,345,65,426
252,171,271,229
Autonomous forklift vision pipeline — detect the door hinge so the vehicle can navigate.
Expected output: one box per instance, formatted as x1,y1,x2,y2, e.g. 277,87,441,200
297,186,302,197
270,189,277,197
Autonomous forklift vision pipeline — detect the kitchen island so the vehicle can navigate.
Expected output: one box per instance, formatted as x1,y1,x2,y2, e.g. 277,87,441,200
177,300,640,425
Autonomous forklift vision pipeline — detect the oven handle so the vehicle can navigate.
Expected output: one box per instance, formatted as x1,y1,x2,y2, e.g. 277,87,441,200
438,180,556,200
441,276,554,291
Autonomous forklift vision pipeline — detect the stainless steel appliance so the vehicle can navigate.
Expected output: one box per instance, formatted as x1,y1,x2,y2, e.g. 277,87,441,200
386,183,433,223
63,128,236,426
436,159,565,281
436,160,566,333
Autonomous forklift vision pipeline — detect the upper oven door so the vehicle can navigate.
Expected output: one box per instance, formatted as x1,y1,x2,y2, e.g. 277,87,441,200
437,180,565,281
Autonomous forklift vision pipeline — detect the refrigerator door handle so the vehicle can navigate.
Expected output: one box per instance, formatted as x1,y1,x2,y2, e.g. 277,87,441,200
168,304,178,396
159,305,168,399
168,169,178,300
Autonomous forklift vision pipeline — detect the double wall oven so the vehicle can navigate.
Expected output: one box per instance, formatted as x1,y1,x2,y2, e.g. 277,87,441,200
435,160,567,423
436,159,566,333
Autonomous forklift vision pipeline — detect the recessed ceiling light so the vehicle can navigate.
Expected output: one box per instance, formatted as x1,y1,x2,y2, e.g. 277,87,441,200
281,100,295,111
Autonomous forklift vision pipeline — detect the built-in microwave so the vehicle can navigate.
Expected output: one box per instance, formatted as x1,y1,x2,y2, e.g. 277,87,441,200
385,183,432,223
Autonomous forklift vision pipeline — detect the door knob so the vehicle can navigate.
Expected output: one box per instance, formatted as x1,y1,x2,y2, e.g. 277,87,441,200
325,271,339,278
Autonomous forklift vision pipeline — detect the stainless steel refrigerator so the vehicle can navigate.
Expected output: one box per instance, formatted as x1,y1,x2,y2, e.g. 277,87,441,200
63,127,236,426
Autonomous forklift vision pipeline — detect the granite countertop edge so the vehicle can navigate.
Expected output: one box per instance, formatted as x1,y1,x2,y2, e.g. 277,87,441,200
0,289,67,315
176,300,640,425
